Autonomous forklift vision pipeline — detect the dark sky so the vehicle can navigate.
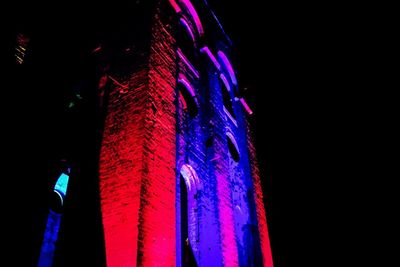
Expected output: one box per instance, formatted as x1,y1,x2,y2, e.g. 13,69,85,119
3,1,365,266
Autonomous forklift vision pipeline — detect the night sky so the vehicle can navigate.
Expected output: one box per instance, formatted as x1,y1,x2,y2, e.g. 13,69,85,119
3,1,355,266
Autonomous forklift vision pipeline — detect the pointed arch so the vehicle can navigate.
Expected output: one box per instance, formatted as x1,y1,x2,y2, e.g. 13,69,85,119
218,51,238,86
180,164,201,192
178,0,204,37
226,131,240,162
178,74,199,118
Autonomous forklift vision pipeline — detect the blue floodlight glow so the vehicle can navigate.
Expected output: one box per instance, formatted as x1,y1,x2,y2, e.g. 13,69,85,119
38,172,70,267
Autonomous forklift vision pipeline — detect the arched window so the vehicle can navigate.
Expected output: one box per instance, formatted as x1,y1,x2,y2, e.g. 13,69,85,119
227,132,240,162
171,0,205,67
179,164,200,267
220,73,236,120
178,75,199,118
218,51,238,86
49,161,71,213
176,0,204,37
177,17,197,64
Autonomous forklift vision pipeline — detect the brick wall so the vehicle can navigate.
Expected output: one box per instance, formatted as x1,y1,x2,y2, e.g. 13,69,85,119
99,3,177,266
136,7,177,267
99,65,149,266
99,1,272,266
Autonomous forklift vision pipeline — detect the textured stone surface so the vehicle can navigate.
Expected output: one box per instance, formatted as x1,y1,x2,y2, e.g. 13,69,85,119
136,8,177,267
99,5,177,266
99,65,149,266
99,1,272,266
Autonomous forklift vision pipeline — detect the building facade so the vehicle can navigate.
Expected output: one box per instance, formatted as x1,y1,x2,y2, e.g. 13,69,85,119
97,1,273,266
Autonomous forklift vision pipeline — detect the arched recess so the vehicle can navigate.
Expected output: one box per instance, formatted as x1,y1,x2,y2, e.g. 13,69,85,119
177,16,198,65
175,0,204,37
220,73,236,120
226,131,240,162
50,162,71,213
171,0,205,67
179,164,200,267
180,164,200,192
178,74,199,118
170,0,205,43
218,51,238,86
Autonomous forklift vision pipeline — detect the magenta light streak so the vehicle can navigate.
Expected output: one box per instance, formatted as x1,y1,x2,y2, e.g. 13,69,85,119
219,73,231,92
168,0,182,13
240,98,253,115
224,106,238,127
177,48,200,79
92,45,102,54
179,18,196,44
200,46,221,71
218,51,238,86
178,0,204,36
178,74,196,97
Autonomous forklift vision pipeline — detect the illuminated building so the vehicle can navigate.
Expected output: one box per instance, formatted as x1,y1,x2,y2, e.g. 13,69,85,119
98,1,273,266
11,1,273,266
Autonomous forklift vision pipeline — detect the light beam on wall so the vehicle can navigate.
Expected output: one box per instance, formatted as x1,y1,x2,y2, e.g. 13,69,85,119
178,0,204,36
218,51,237,86
38,172,70,267
240,98,253,115
200,46,221,70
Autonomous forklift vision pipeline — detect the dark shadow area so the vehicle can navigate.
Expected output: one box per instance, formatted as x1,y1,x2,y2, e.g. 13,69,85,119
180,175,198,267
227,135,240,162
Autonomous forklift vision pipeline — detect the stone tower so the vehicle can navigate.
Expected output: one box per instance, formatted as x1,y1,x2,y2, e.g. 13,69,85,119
96,1,273,266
